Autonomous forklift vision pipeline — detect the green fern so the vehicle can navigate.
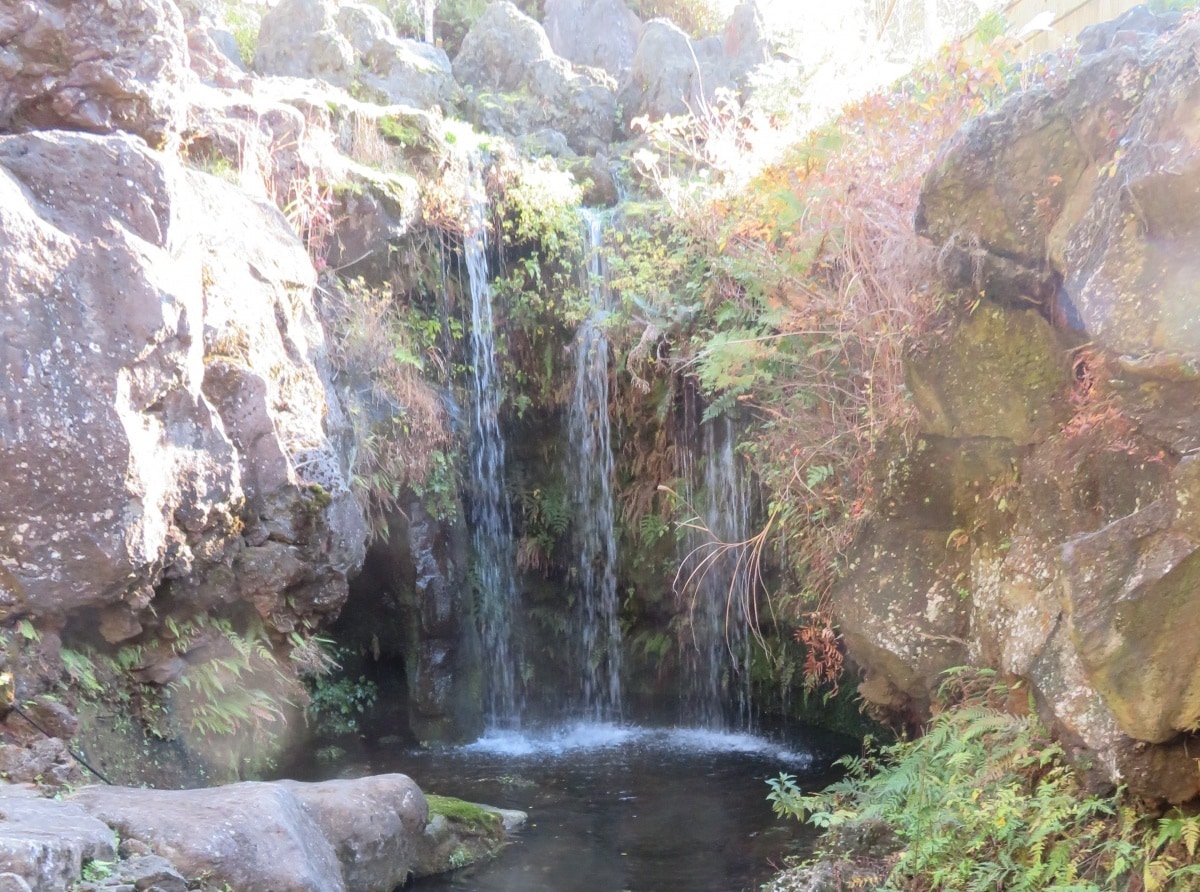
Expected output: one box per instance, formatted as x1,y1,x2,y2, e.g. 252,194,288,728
770,668,1200,891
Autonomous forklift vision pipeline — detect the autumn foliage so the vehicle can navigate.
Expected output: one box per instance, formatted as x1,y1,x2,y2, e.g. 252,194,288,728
627,37,1072,690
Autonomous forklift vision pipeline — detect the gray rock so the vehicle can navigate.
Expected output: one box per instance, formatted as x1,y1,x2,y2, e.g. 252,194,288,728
112,855,187,892
338,2,396,55
1078,5,1181,55
454,2,616,152
360,38,457,109
618,19,734,126
0,0,188,146
0,784,116,892
544,0,643,77
0,874,32,892
72,776,431,892
520,128,575,159
325,163,421,279
208,28,247,70
254,0,355,87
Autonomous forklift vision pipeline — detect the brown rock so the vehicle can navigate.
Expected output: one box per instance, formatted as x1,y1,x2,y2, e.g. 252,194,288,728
0,129,365,627
280,775,428,892
0,0,188,147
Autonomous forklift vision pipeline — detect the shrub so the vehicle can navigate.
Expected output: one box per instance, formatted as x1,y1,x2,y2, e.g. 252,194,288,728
769,670,1200,891
626,34,1075,690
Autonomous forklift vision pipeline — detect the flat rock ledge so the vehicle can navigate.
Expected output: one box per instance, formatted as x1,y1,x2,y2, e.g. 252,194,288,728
0,775,525,892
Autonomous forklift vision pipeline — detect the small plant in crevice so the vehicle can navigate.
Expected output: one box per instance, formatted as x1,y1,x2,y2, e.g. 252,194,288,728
56,614,335,781
514,482,571,575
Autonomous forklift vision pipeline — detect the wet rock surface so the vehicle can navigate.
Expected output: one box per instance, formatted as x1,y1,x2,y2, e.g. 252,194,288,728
71,774,427,892
0,784,116,892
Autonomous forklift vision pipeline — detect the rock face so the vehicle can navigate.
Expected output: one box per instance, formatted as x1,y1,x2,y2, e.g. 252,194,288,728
279,776,428,892
0,0,189,146
71,775,427,892
255,0,456,109
543,0,644,77
454,1,616,154
360,37,456,110
0,130,365,631
853,11,1200,801
338,497,484,744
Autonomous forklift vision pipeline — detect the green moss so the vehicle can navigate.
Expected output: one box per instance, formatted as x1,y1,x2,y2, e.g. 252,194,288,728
378,115,424,147
303,484,333,514
425,794,504,835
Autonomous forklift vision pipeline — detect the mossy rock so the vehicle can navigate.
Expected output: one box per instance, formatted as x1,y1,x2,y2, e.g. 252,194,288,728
905,306,1071,446
411,794,525,878
425,794,504,834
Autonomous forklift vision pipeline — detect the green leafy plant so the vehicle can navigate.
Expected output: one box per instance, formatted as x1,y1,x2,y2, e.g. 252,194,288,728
320,275,454,538
80,859,116,883
60,649,102,696
301,643,378,738
769,670,1200,891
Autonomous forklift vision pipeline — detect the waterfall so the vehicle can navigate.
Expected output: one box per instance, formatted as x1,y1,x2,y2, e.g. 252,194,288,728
463,167,522,726
678,403,754,730
567,209,623,719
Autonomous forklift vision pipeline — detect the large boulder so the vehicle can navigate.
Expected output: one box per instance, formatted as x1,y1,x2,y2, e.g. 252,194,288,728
616,4,769,128
454,2,616,153
543,0,644,78
905,306,1072,446
72,775,428,892
917,16,1200,355
254,0,355,87
618,19,735,126
1060,460,1200,744
0,784,116,892
0,130,365,629
279,775,427,892
72,783,342,892
0,0,188,146
359,37,456,110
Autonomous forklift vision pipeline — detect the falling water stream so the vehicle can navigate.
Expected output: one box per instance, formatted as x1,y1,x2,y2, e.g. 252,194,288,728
464,167,522,726
679,395,755,729
567,209,622,719
404,179,809,892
